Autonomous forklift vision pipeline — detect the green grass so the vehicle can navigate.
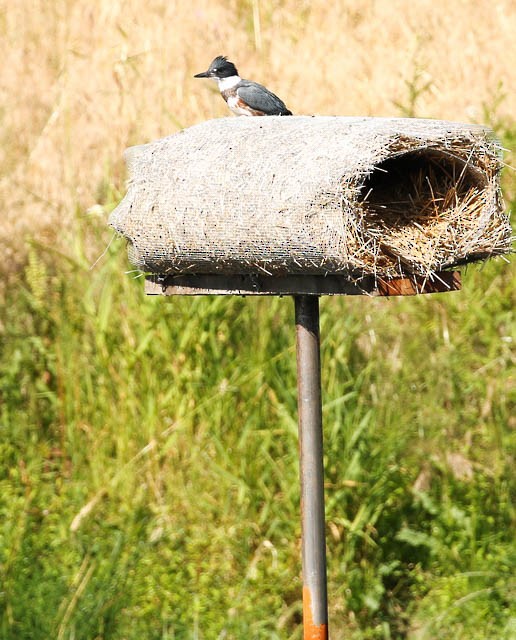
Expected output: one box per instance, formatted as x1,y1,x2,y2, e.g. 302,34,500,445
1,158,514,639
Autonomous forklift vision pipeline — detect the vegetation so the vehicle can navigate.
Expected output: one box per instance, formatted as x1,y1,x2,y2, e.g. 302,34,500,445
1,0,515,638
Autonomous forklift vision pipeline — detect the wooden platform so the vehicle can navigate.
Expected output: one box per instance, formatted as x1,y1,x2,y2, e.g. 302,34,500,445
145,272,461,297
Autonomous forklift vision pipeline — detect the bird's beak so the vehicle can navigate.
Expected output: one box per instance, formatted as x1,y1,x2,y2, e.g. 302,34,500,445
194,70,210,78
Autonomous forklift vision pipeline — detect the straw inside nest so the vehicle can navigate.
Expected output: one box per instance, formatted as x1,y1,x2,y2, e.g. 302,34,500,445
355,150,499,276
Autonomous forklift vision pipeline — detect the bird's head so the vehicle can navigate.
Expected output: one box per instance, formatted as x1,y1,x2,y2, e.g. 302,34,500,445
194,56,239,80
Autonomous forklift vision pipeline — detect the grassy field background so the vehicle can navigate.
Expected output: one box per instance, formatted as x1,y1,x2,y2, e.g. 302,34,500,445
1,0,515,638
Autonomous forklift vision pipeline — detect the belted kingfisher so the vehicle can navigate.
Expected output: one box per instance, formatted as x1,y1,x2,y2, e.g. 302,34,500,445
194,56,292,116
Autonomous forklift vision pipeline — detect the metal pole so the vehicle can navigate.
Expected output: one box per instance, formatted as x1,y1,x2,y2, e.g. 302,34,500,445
295,295,329,640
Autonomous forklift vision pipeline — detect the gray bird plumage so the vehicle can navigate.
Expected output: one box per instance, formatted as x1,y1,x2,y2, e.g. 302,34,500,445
235,80,291,116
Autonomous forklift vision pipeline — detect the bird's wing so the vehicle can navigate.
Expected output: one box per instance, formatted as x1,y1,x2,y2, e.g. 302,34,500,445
236,81,291,115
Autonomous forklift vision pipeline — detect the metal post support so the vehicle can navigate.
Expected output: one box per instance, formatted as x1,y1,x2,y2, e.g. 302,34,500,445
295,295,329,640
146,272,461,637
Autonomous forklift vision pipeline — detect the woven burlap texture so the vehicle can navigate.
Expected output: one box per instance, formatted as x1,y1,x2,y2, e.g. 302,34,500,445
109,116,511,277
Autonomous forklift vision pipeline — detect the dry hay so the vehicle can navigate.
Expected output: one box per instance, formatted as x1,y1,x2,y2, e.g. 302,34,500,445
110,116,511,279
351,150,507,276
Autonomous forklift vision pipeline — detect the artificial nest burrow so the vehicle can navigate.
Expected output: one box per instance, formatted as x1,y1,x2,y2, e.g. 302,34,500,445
110,116,511,279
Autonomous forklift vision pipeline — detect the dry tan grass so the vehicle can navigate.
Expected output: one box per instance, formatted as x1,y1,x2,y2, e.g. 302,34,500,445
2,0,515,266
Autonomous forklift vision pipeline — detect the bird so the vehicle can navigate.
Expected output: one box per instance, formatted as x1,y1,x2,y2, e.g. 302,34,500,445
194,56,292,117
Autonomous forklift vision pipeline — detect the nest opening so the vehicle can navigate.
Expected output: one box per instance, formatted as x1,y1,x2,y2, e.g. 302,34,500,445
355,149,491,275
358,149,487,223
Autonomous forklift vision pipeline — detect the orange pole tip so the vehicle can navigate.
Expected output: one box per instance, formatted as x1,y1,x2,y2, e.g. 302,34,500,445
303,586,328,640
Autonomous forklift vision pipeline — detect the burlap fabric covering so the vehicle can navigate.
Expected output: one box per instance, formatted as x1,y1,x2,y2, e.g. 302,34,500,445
109,116,511,278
